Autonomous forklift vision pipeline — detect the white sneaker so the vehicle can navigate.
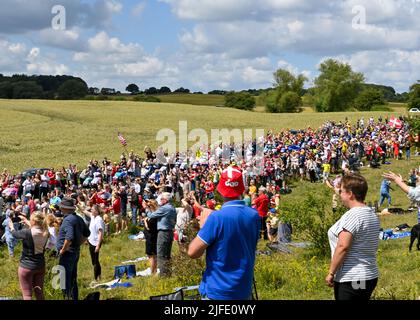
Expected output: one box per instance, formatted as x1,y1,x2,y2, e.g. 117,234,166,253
137,268,152,277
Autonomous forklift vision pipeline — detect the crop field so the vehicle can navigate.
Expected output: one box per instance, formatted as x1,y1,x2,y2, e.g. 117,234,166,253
0,99,408,173
0,99,418,300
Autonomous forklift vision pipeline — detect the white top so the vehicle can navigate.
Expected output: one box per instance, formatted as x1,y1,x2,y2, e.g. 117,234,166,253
408,186,420,203
88,215,105,247
328,206,380,282
47,226,57,250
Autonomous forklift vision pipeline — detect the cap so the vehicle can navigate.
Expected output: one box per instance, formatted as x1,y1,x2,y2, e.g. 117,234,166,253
216,166,245,198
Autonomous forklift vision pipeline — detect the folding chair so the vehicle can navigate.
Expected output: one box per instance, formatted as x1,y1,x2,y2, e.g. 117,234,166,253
174,285,201,300
149,289,184,300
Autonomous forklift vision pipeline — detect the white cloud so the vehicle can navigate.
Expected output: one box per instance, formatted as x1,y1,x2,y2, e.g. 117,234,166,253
332,49,420,92
26,47,69,75
132,2,146,17
0,0,123,34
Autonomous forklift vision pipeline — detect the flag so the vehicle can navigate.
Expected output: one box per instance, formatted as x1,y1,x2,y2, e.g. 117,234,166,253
118,132,127,147
388,116,402,129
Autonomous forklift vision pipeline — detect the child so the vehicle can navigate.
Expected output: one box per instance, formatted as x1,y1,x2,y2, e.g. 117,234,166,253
266,208,280,243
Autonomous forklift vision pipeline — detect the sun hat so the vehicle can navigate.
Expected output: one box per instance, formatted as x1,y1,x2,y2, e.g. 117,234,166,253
216,166,245,198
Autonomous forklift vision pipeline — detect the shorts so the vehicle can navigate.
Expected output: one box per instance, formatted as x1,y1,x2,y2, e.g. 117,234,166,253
112,214,121,224
299,168,305,174
269,227,278,236
144,229,158,256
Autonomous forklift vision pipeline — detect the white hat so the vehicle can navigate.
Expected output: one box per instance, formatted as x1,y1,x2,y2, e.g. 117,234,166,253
25,193,32,197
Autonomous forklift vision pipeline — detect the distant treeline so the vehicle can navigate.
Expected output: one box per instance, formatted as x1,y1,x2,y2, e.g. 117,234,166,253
0,74,88,99
0,73,410,103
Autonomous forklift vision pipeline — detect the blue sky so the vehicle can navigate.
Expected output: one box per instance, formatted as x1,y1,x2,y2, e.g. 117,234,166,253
0,0,419,93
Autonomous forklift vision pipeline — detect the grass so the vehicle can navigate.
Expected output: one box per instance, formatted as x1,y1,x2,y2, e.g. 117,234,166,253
0,98,418,300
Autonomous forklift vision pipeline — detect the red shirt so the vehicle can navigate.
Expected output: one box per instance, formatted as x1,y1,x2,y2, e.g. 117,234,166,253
254,194,269,217
112,198,121,214
193,204,202,219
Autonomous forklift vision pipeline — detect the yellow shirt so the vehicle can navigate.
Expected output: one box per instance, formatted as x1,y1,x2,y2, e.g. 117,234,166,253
249,185,257,194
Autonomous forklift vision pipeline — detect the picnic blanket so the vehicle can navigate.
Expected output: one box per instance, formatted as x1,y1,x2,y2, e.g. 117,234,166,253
121,256,148,264
90,278,134,290
379,229,411,240
128,231,145,241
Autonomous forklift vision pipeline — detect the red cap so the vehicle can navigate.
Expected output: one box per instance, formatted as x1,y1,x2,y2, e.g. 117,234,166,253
216,166,245,198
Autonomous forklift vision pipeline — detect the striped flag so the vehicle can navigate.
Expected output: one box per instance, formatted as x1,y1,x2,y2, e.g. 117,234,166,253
118,132,127,147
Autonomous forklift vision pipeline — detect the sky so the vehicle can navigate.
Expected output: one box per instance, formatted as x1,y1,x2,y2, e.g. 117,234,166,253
0,0,419,93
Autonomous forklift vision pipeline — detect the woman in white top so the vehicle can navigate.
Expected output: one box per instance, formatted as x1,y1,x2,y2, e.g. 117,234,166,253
82,204,105,282
326,173,380,300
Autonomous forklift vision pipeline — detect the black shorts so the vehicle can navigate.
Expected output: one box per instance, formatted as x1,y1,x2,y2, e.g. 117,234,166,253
269,227,278,236
144,220,158,256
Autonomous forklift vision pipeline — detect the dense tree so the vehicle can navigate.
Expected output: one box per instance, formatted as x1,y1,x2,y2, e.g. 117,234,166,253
12,81,43,99
126,83,139,95
57,79,88,99
224,92,256,111
208,90,227,95
101,88,116,95
354,88,386,111
145,87,158,95
265,69,307,113
0,81,13,98
88,87,100,95
313,59,364,112
159,86,172,94
408,81,420,109
174,87,190,93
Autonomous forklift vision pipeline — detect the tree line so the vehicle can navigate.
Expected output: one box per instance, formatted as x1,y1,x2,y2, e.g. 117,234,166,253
0,74,88,100
1,62,418,114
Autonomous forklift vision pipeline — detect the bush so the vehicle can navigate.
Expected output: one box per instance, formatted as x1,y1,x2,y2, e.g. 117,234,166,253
278,188,344,256
354,88,386,111
224,92,256,111
133,95,161,103
277,91,302,113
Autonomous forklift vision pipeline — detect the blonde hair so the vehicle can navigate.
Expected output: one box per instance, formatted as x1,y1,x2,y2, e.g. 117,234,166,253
46,213,60,235
32,211,49,237
147,199,159,212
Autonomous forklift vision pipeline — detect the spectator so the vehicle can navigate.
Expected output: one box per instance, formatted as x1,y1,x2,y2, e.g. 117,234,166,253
379,178,393,208
383,171,420,223
326,173,380,300
252,186,269,240
56,197,90,300
188,166,260,300
8,212,49,300
145,192,177,277
81,204,105,283
138,199,159,277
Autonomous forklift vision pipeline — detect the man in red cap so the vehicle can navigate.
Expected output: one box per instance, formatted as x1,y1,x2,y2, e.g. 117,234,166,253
188,166,260,300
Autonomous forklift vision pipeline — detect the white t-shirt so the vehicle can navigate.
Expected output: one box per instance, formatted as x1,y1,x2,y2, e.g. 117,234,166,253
88,215,105,247
328,206,380,282
47,226,57,250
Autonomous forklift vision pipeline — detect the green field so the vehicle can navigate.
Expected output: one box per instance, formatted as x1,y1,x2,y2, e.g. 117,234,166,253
0,99,409,173
155,93,226,106
0,99,418,300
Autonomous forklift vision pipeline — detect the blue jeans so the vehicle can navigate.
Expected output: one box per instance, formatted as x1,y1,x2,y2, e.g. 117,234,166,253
131,206,138,226
59,251,80,300
6,237,18,256
379,193,391,206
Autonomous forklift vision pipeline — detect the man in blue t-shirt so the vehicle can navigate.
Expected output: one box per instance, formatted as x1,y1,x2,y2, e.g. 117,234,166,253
379,178,393,207
188,166,260,300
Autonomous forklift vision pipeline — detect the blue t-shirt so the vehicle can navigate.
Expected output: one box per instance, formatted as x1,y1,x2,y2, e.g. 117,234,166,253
380,180,391,194
198,200,260,300
56,213,90,254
